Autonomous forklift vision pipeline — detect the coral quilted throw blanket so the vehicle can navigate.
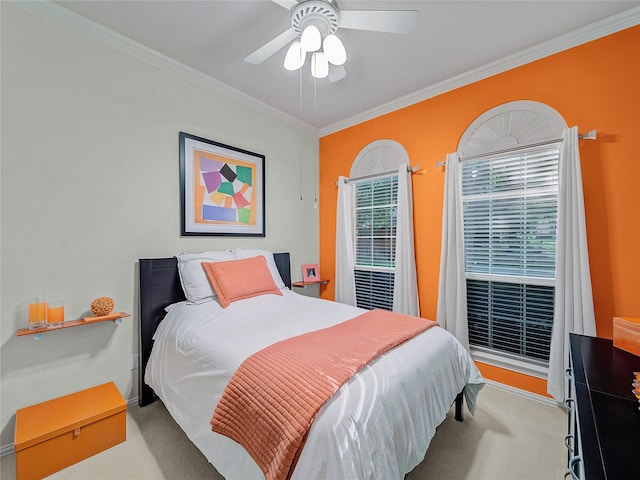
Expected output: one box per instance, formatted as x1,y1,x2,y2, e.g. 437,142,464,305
210,309,438,480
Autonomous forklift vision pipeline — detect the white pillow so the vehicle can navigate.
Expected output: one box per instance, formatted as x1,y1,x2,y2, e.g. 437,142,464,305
233,248,286,289
176,250,234,303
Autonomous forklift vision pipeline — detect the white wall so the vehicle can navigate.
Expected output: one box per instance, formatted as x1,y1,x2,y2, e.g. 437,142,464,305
0,3,319,448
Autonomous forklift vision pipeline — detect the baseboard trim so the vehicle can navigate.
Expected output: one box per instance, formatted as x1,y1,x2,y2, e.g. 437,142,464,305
1,395,141,458
483,379,563,408
0,443,13,458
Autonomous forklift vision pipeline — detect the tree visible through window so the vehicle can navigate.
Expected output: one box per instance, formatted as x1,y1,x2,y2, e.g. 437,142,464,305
461,147,559,364
353,175,398,310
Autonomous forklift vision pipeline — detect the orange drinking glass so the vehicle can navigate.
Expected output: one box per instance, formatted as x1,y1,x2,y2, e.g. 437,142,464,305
28,298,47,330
47,300,64,326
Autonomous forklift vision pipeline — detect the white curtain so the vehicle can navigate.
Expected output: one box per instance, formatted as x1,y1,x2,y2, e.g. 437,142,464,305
335,177,356,306
393,163,420,316
547,126,596,401
436,153,470,350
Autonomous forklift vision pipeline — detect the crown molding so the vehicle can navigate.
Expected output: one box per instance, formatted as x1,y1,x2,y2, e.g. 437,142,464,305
12,1,639,139
13,0,317,135
319,6,640,137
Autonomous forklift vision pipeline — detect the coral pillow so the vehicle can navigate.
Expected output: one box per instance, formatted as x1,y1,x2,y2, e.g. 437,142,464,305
202,256,283,308
233,248,286,289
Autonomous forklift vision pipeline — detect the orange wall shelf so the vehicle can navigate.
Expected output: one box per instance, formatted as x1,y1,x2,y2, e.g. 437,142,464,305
16,312,130,340
292,280,329,288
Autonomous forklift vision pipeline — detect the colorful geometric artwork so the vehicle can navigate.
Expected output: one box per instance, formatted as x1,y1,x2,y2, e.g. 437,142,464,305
194,150,255,225
180,132,265,236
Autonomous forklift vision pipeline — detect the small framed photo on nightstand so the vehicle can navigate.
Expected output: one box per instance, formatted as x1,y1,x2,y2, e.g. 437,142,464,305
302,264,320,283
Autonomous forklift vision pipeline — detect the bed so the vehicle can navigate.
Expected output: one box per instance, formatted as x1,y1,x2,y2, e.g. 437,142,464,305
138,251,484,480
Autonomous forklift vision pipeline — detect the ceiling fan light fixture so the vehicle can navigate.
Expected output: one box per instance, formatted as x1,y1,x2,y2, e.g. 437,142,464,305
311,51,329,79
301,24,321,52
328,64,347,83
246,0,420,84
284,40,305,70
323,33,346,66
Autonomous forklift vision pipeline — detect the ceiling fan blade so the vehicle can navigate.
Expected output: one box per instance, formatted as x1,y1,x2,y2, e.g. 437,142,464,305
329,65,347,83
339,10,419,34
271,0,298,9
244,28,298,65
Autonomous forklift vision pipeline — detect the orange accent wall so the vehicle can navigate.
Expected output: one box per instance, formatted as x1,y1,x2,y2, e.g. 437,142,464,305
319,26,640,394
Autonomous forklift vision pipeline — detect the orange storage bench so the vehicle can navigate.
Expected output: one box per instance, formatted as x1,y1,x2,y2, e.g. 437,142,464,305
14,382,126,480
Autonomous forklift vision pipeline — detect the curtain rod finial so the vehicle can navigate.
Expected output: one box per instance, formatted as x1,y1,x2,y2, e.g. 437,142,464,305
580,129,597,140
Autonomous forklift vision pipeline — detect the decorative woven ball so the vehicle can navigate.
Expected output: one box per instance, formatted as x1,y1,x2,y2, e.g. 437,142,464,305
90,297,114,316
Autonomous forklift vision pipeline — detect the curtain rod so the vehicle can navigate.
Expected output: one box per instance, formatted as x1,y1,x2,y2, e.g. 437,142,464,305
435,129,597,167
334,165,420,186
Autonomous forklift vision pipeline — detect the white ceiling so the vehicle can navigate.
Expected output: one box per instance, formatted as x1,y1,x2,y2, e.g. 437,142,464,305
52,0,640,132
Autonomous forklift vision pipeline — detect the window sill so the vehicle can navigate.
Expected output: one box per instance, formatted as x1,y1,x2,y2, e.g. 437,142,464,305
470,347,548,380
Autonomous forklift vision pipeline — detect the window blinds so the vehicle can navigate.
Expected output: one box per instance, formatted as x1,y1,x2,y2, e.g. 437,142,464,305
467,280,555,361
353,175,398,310
462,147,559,362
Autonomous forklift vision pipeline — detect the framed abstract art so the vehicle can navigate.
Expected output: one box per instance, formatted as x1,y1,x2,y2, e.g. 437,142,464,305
179,132,265,236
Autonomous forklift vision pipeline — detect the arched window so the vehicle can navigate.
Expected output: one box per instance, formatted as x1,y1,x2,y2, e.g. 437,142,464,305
458,101,566,373
336,140,418,315
351,141,408,310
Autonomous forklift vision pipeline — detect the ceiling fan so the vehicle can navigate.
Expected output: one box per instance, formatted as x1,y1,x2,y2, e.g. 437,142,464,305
244,0,419,83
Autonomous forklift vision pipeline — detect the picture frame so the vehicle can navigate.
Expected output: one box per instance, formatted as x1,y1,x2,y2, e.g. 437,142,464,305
302,264,320,283
179,132,265,236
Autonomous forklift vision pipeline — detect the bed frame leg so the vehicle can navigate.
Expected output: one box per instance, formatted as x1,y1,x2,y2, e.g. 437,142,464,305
454,391,464,422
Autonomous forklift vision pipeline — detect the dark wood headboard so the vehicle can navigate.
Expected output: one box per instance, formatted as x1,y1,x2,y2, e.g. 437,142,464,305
138,252,291,406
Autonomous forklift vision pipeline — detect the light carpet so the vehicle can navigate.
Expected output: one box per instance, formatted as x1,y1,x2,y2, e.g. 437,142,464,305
0,384,567,479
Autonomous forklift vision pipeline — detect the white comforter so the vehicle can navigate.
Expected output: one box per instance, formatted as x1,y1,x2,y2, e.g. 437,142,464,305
145,289,484,480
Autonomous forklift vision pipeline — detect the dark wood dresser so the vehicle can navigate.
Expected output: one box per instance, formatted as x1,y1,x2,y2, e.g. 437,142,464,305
567,333,640,479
